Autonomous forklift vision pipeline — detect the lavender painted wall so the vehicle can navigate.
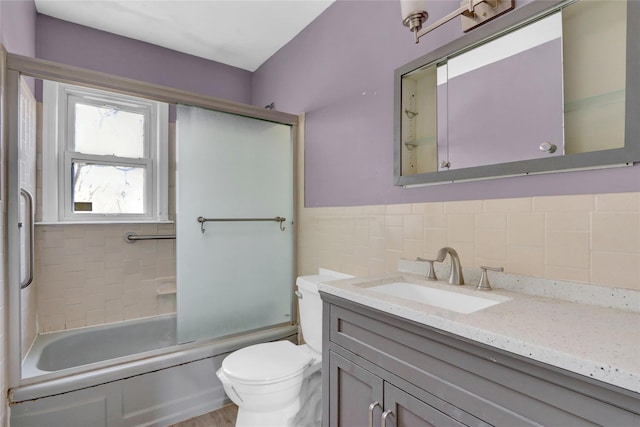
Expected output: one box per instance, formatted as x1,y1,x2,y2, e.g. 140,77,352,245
1,0,37,93
253,0,640,208
36,15,252,106
1,0,36,57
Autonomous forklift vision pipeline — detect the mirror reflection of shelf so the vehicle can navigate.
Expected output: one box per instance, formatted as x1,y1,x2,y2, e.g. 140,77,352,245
564,89,625,113
404,136,436,149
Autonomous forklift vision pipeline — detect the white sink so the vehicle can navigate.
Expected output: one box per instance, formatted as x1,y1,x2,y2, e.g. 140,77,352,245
369,282,503,314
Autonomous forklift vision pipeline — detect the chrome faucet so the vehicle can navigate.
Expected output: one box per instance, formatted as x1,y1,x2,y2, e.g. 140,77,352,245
436,247,464,285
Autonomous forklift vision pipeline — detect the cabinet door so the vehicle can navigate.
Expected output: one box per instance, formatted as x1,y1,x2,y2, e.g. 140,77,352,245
328,351,383,427
383,383,467,427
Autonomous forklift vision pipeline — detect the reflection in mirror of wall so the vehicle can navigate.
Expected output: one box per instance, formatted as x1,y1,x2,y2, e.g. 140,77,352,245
395,0,635,186
563,0,626,154
439,12,564,171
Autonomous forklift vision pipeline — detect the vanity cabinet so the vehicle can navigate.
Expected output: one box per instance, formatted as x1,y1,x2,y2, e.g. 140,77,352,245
329,350,484,426
321,293,640,427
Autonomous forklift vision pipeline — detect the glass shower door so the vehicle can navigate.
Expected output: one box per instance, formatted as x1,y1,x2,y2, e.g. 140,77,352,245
176,105,294,343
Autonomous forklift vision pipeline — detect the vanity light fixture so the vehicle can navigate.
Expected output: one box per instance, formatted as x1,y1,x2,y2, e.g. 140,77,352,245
401,0,515,43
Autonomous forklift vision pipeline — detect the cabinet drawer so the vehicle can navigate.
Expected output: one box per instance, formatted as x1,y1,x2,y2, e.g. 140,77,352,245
326,297,640,426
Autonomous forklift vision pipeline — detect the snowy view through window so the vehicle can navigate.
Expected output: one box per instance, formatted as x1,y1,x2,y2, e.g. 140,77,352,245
72,103,146,214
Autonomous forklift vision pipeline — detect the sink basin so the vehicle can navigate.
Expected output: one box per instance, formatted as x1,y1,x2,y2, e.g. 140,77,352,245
369,282,502,314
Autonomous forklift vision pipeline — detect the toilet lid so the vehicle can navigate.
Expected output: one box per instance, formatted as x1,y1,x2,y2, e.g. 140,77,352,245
222,341,312,384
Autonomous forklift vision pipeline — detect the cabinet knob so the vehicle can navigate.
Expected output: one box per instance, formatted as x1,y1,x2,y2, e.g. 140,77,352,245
539,141,557,153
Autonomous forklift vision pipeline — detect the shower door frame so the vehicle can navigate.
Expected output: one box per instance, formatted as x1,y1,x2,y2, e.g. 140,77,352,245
4,51,300,389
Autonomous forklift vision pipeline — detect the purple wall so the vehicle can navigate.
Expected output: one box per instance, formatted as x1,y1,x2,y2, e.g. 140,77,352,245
1,0,37,93
36,15,252,106
1,0,36,57
253,0,640,207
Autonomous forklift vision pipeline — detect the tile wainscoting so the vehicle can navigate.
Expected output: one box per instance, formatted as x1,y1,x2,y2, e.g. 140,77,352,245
32,193,639,334
297,193,640,291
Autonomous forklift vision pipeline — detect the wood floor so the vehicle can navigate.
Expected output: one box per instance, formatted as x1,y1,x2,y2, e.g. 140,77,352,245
169,404,238,427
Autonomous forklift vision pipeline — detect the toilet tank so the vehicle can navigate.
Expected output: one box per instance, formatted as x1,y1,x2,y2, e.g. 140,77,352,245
296,269,353,354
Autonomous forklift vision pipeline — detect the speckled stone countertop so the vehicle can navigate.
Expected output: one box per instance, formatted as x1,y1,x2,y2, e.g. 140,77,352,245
318,265,640,394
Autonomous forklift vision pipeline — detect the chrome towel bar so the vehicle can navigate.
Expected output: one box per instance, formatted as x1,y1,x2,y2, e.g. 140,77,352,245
125,232,176,243
197,216,286,233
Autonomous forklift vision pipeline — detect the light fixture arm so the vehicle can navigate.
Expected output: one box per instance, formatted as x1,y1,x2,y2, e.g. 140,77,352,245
405,0,512,44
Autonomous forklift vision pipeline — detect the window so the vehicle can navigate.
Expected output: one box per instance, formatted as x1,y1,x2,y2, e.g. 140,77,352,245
42,81,169,222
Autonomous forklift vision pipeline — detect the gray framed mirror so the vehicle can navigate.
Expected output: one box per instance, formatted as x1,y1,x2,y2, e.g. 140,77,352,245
394,0,639,186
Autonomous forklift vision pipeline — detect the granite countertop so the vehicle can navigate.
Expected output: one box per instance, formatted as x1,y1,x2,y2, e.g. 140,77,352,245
318,269,640,394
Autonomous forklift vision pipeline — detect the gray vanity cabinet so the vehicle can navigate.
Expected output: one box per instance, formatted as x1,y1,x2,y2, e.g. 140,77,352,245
321,293,640,427
328,350,382,426
328,350,484,427
383,383,470,427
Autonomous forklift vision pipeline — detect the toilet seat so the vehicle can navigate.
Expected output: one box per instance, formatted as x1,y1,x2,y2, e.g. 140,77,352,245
221,341,312,385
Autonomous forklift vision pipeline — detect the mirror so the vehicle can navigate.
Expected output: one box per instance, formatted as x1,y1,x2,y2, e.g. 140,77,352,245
394,0,638,186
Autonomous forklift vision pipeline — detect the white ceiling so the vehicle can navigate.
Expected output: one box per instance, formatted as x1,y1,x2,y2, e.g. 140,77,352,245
34,0,335,72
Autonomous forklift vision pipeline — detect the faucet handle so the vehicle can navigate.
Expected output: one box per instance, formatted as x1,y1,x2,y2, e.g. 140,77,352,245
477,266,503,291
416,257,438,280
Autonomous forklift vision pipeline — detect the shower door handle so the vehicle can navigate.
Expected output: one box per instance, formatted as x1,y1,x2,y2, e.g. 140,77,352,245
20,188,34,289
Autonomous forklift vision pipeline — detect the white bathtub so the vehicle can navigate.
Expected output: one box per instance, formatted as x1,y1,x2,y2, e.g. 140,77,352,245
11,314,297,427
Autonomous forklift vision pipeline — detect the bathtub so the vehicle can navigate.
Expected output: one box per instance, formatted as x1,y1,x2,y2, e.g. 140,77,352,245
22,314,178,377
11,314,297,427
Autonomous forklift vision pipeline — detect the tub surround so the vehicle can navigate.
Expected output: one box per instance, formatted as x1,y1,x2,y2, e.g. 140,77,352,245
33,222,177,333
32,118,178,334
318,265,640,394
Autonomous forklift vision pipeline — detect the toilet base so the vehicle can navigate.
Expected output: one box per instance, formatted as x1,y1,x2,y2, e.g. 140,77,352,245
235,401,300,427
234,370,322,427
291,369,322,427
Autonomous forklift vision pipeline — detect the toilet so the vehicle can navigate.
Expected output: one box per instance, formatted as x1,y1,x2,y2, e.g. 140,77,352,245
216,269,352,427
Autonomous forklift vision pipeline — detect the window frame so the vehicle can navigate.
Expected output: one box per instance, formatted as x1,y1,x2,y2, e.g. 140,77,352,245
42,81,169,223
